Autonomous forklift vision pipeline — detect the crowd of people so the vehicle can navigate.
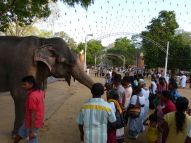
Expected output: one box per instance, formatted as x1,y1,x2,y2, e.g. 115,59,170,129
77,69,191,143
10,70,191,143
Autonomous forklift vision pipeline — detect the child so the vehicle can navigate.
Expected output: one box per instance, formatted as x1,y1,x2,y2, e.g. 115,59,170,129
144,113,160,143
107,90,125,143
105,73,111,85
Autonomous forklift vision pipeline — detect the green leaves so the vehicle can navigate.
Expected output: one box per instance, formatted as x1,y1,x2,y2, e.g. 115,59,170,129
142,10,179,69
143,10,191,70
0,0,94,32
107,37,137,66
76,40,103,65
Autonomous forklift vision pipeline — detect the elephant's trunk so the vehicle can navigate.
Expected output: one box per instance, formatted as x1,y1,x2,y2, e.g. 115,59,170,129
71,61,94,89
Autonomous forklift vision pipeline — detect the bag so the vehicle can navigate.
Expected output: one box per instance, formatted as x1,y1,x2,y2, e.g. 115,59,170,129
108,106,125,130
126,95,141,118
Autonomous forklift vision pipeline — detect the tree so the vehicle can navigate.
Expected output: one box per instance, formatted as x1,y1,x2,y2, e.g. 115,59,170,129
1,2,59,36
4,22,40,36
106,37,137,66
141,10,179,68
168,34,191,70
180,32,191,46
76,40,103,65
0,0,94,32
38,29,54,38
55,31,77,50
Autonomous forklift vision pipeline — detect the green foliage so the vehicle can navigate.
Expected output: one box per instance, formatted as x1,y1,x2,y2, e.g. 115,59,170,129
39,30,53,38
61,0,94,8
55,31,77,50
0,0,94,32
180,32,191,45
76,42,85,53
142,10,179,68
86,40,103,65
106,37,137,66
168,35,191,70
76,40,103,65
4,22,39,36
0,0,51,32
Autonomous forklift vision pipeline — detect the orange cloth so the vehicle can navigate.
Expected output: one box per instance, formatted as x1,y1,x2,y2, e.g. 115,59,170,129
108,99,123,113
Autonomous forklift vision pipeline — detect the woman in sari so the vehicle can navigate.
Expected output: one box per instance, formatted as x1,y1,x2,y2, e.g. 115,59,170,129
127,86,145,139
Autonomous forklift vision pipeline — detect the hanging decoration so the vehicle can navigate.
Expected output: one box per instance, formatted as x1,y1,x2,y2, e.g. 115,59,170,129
45,0,190,44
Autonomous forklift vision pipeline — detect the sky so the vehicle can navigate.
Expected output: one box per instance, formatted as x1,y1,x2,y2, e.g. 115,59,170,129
37,0,191,46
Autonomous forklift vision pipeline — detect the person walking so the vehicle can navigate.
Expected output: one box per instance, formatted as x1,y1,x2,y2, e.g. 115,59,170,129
162,97,191,143
13,75,45,143
157,77,167,93
107,90,125,143
180,73,187,89
127,86,145,139
121,76,132,110
149,75,157,109
139,79,150,121
168,78,180,103
76,83,116,143
112,74,125,108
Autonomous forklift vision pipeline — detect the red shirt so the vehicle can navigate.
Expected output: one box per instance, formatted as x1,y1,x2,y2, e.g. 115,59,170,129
162,100,176,114
25,90,45,128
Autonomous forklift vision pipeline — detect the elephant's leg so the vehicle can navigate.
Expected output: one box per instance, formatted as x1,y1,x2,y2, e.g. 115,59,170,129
11,90,26,136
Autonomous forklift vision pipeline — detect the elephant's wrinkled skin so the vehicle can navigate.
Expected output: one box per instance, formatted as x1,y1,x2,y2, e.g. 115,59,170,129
0,36,94,134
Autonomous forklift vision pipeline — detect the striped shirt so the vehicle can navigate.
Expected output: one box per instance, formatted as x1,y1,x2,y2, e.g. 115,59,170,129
77,98,116,143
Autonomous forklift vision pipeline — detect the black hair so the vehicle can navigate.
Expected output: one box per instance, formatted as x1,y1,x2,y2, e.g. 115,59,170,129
91,83,104,97
107,89,119,100
159,77,166,85
123,76,131,83
175,97,189,133
21,75,40,90
132,86,141,95
169,78,178,89
113,74,122,83
149,113,158,122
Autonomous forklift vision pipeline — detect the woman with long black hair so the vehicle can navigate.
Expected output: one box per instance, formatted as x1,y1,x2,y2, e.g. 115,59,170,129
163,97,191,143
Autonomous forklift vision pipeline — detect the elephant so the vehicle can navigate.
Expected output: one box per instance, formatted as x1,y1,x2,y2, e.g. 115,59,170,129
0,36,94,135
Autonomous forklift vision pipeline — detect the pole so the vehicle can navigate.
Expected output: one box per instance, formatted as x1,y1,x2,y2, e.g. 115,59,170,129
84,36,87,71
123,57,125,70
164,41,169,79
94,54,97,69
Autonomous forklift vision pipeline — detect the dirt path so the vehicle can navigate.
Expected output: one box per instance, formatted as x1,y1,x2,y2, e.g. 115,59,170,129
0,75,190,143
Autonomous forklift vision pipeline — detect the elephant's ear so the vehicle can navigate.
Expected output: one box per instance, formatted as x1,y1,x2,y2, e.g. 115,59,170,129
34,45,56,71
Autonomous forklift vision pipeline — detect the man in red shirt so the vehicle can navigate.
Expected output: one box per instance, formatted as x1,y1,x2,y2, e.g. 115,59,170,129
14,75,44,143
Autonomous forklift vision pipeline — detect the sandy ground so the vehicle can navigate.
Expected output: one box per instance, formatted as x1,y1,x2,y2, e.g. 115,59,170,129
0,74,191,143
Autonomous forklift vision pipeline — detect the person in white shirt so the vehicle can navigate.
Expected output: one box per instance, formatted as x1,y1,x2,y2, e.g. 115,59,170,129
121,76,132,110
127,86,146,139
150,75,157,95
113,74,125,106
139,79,150,120
180,74,187,88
